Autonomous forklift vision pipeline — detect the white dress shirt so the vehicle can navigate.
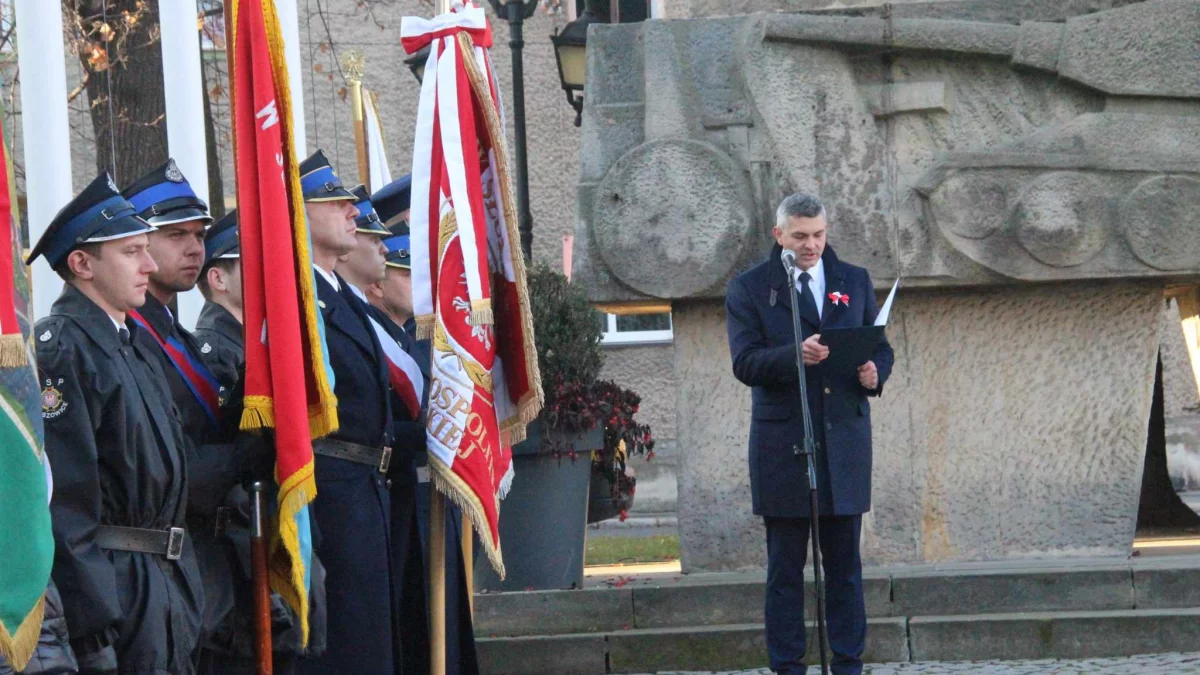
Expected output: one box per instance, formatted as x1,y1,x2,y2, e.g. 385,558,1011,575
794,256,826,320
314,265,340,292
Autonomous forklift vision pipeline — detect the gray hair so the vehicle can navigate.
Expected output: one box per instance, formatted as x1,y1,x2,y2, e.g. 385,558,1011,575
774,193,826,228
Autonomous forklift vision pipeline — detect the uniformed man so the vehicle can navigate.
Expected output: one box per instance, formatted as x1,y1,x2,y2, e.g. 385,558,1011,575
337,184,435,674
29,172,203,674
189,207,325,674
296,150,399,675
121,161,271,673
370,176,480,675
194,209,243,398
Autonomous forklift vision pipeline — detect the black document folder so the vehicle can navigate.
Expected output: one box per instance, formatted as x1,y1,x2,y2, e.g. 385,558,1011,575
816,325,885,376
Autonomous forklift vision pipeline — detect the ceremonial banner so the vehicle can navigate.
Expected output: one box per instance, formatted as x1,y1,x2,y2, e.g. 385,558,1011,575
229,0,338,644
0,95,54,669
363,89,392,194
401,1,542,576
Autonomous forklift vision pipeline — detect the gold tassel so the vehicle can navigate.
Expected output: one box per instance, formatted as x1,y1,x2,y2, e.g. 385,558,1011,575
0,334,27,368
241,396,276,431
0,595,46,671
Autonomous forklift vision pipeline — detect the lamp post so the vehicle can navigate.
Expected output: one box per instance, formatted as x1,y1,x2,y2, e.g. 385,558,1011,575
487,0,540,262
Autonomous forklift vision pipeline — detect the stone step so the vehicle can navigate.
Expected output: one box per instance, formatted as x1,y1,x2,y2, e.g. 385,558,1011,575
473,557,1200,638
475,609,1200,675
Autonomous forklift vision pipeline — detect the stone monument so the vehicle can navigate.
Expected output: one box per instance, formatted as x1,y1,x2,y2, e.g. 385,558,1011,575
572,0,1200,571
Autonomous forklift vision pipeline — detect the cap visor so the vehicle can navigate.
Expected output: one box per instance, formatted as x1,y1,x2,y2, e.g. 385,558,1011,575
305,188,358,202
385,261,411,270
145,208,213,227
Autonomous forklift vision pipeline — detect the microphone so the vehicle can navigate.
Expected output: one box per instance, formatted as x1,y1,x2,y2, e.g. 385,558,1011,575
781,248,797,275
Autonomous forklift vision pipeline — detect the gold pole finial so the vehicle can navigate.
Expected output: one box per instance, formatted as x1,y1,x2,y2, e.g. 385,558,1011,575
341,49,365,84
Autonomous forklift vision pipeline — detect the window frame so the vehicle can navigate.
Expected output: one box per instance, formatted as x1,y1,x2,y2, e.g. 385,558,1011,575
598,311,674,347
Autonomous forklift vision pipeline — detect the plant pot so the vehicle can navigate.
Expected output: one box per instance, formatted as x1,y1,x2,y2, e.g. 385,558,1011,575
473,420,604,592
587,465,636,524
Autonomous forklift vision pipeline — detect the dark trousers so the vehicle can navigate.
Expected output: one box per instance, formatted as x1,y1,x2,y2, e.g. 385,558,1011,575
764,515,866,675
197,649,296,675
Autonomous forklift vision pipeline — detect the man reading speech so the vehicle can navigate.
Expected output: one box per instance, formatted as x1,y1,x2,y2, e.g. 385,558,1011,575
725,193,895,675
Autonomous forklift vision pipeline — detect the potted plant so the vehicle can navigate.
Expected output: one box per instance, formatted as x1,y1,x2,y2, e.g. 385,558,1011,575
580,380,655,524
474,266,652,591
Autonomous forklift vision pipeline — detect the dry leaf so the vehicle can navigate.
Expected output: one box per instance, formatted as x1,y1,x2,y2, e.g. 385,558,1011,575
338,87,348,101
314,63,325,73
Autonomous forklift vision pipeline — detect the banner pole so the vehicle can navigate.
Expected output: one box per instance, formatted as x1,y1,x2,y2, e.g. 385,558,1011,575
462,517,474,618
250,482,274,675
430,494,448,675
343,51,369,188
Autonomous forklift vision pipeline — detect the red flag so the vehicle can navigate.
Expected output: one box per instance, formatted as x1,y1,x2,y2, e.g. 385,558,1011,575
229,0,338,645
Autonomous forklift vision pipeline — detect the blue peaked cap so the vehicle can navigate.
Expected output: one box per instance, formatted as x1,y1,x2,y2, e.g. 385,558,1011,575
204,209,240,268
121,158,211,226
299,149,357,202
371,174,412,227
350,184,389,236
26,172,154,268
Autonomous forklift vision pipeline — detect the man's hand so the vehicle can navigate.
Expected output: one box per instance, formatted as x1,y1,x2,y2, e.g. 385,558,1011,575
858,360,879,390
802,334,829,366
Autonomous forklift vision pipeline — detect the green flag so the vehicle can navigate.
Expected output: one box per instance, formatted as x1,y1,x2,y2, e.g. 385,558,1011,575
0,92,54,670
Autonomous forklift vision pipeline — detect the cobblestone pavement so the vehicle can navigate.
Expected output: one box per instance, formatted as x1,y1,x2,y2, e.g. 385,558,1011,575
631,652,1200,674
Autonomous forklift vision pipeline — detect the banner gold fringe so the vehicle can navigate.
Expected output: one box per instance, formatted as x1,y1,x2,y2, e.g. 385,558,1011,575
430,459,506,578
468,302,493,327
0,595,44,672
0,334,26,367
457,33,543,433
269,460,317,645
415,314,435,340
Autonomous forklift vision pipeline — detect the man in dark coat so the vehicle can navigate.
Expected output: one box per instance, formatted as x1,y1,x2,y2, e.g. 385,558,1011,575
188,208,325,673
725,193,895,675
295,150,399,675
29,173,203,674
370,178,480,675
121,161,277,674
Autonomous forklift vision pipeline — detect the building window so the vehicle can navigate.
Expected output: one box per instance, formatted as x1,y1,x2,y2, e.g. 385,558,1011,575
573,0,653,22
596,310,673,346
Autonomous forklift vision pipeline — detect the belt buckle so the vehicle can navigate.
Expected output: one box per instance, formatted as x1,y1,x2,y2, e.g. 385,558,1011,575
166,527,185,561
214,507,232,537
378,446,392,474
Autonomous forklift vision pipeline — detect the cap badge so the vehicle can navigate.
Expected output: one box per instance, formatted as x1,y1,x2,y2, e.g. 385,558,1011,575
165,160,185,183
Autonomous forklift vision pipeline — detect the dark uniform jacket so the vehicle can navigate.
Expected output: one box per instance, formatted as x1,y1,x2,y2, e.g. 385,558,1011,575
37,286,203,674
725,245,895,518
295,272,396,675
193,302,243,407
132,294,260,655
191,300,325,666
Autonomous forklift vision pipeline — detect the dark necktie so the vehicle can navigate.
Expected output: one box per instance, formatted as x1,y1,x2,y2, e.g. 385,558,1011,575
119,326,131,346
798,271,820,323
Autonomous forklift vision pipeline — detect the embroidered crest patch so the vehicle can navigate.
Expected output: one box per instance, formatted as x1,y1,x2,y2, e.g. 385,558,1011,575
41,379,67,419
201,343,213,354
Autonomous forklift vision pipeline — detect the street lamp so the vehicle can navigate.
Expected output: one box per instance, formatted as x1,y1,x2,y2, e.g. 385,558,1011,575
550,15,590,127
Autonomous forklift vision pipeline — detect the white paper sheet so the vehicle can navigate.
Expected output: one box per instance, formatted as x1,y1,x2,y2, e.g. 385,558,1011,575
875,278,900,327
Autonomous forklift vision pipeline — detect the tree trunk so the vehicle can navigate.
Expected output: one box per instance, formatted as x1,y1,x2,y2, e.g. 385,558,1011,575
67,0,168,186
200,34,225,219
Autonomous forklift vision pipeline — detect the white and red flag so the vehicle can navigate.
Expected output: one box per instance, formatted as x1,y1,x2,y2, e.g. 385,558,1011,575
401,1,542,577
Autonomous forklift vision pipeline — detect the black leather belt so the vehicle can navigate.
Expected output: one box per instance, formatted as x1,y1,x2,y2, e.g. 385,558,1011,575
95,525,186,561
313,438,392,474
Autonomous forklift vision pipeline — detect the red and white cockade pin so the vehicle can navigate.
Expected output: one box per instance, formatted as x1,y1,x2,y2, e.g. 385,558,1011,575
828,292,850,306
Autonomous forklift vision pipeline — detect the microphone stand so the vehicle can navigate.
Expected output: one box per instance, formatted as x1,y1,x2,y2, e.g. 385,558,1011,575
784,254,830,675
